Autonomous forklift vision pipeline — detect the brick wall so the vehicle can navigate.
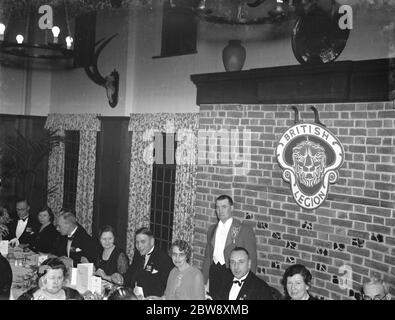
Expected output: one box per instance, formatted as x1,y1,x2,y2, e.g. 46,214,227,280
192,102,395,300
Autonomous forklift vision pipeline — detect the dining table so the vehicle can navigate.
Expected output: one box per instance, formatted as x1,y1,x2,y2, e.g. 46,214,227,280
7,246,39,300
6,246,119,300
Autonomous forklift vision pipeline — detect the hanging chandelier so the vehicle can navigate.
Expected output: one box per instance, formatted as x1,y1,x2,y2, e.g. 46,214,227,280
169,0,322,25
0,0,79,69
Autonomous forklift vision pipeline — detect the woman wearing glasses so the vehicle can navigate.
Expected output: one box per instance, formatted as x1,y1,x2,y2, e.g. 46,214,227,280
152,240,204,300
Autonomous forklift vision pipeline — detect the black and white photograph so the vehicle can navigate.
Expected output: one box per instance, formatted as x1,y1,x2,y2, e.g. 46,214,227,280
0,0,394,311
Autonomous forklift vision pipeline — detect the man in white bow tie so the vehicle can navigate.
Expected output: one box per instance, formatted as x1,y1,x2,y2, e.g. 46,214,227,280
202,195,257,300
123,227,174,299
222,247,276,300
53,210,98,267
8,199,39,248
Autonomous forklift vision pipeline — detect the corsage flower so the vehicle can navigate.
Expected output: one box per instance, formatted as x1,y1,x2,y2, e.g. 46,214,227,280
231,226,240,244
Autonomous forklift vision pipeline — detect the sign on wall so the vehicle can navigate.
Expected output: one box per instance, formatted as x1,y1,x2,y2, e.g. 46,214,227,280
276,106,345,210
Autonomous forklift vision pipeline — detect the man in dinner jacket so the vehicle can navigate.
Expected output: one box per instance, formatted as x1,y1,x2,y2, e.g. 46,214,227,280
202,194,257,300
8,198,40,248
123,227,174,298
53,210,98,267
220,247,275,300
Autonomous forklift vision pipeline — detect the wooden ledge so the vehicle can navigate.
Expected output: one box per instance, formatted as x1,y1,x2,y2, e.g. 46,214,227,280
190,58,395,105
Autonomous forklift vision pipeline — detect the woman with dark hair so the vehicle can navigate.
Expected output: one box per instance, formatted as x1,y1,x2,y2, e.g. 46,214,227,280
94,225,129,285
17,257,82,300
161,239,205,300
30,207,59,254
281,264,318,300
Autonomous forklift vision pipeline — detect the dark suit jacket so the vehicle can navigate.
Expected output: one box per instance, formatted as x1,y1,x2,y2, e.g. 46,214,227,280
8,214,40,246
53,224,98,267
0,254,12,300
202,218,257,283
221,271,274,300
123,246,174,297
30,223,59,254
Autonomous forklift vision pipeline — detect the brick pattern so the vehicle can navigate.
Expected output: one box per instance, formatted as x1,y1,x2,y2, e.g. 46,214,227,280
193,102,395,300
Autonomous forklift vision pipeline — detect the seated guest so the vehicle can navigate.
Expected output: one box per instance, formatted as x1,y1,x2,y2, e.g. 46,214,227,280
0,253,12,300
123,227,174,299
30,207,59,254
161,240,205,300
221,247,274,300
94,225,129,285
0,206,11,240
362,277,392,300
281,264,318,300
18,257,83,300
8,199,39,248
53,210,98,267
107,286,137,300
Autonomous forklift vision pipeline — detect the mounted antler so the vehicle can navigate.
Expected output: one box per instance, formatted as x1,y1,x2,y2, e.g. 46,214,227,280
85,33,119,108
291,105,300,124
310,106,325,127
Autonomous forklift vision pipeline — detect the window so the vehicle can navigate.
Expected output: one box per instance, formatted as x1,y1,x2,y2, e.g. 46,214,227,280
153,0,198,58
63,131,80,211
150,132,177,251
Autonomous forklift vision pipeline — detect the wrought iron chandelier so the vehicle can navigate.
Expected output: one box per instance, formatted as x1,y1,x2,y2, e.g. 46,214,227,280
0,0,77,69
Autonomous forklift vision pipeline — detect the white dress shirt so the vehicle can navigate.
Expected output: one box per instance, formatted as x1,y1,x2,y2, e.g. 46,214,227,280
213,217,233,265
144,246,154,268
229,273,248,300
67,226,78,257
15,217,28,239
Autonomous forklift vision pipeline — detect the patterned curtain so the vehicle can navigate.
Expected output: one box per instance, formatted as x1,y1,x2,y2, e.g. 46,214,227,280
45,129,65,216
127,113,199,259
75,130,98,235
173,127,198,245
126,131,154,259
45,114,101,234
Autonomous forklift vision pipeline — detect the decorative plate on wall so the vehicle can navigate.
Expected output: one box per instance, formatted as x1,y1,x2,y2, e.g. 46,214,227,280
291,7,350,64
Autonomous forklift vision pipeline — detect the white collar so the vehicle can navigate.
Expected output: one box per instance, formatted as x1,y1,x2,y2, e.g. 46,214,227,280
147,246,154,256
69,226,78,237
219,217,233,228
301,293,310,300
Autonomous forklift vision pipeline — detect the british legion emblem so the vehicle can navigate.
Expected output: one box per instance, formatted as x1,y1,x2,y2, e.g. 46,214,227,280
276,106,345,210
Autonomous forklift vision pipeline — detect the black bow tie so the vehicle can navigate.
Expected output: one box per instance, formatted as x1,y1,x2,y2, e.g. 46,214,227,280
233,279,245,287
67,235,74,241
19,217,28,222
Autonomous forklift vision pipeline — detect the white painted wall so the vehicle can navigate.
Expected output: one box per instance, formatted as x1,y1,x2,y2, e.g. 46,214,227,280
49,9,130,116
0,5,393,116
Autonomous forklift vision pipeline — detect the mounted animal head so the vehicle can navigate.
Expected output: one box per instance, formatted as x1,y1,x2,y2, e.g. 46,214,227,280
84,34,119,108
